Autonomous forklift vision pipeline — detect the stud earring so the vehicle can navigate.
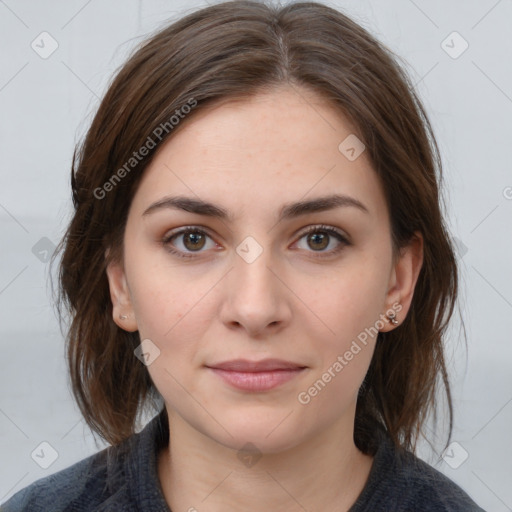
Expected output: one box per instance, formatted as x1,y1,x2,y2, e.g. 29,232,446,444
386,311,399,326
119,314,128,320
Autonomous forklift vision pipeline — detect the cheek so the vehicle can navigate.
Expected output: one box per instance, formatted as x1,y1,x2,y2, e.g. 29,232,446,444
304,259,389,340
128,272,224,395
294,255,390,399
133,285,209,347
296,272,383,411
125,243,214,338
133,280,211,402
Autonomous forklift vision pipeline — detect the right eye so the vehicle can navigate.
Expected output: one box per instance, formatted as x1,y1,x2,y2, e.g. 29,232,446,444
162,227,219,259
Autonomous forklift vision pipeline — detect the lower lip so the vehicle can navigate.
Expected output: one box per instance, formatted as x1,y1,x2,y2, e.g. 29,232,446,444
208,368,305,391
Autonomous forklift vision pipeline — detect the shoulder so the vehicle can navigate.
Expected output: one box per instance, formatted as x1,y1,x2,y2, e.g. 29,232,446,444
394,449,485,511
352,434,486,512
0,441,132,512
0,411,169,512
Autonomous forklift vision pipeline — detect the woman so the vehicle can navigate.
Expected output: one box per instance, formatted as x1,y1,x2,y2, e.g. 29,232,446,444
2,1,485,510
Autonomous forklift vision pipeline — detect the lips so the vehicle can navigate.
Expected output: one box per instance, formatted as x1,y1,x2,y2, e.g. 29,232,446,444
206,358,306,372
206,359,307,392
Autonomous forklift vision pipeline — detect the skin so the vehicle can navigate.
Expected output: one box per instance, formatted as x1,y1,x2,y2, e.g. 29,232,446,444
106,85,423,511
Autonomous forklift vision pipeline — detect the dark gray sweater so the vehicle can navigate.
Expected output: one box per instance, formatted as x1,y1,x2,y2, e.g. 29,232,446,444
1,410,485,511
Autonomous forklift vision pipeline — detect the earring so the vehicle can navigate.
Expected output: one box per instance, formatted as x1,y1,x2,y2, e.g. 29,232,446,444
119,314,128,320
386,311,399,326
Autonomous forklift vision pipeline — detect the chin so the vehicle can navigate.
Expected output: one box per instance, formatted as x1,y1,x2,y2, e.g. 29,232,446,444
217,429,304,456
199,409,311,455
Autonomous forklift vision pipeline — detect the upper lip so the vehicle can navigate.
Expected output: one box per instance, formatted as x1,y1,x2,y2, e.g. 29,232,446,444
206,358,306,372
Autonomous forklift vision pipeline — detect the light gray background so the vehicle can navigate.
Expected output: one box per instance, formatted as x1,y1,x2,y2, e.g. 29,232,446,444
1,0,511,510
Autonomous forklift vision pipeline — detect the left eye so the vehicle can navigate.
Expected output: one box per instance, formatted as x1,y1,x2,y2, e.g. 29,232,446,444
294,225,349,254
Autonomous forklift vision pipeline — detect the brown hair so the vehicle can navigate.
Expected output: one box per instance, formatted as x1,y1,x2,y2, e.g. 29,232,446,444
51,0,460,454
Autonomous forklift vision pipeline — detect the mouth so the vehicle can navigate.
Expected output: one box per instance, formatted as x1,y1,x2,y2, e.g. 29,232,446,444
205,358,307,392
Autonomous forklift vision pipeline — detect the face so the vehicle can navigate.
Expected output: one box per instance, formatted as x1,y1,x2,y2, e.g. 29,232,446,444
106,85,422,454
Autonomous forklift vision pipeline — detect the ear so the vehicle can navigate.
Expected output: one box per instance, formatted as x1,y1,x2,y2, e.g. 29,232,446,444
380,232,424,332
105,248,138,332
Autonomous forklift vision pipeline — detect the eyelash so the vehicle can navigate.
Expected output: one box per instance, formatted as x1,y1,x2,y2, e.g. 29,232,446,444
161,224,350,260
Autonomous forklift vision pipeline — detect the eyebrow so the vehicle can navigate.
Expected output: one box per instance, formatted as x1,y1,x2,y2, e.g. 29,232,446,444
142,193,369,221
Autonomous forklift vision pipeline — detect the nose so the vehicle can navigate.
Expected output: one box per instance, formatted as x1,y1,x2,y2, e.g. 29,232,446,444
219,243,292,338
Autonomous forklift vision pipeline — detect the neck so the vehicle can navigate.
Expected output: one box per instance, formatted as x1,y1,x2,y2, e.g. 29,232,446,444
157,409,374,512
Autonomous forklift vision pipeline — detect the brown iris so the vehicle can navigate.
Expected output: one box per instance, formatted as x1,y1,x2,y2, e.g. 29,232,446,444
183,231,206,251
307,231,329,251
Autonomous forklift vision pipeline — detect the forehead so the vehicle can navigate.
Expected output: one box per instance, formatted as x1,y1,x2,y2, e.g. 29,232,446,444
129,87,387,221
